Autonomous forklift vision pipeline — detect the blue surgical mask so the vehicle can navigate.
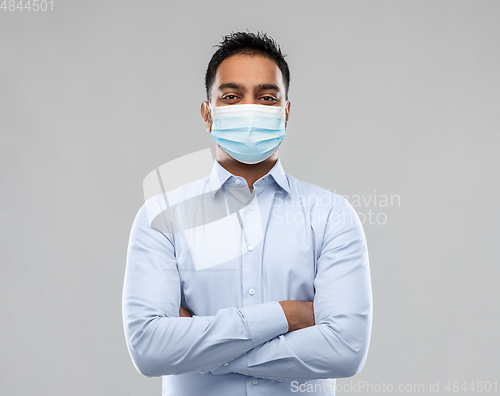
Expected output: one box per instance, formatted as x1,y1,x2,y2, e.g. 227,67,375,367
209,102,288,165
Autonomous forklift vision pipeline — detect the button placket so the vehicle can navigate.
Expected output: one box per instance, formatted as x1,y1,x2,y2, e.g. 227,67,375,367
240,188,266,309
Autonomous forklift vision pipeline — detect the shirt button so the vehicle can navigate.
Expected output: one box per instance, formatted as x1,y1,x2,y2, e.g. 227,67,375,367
235,179,241,184
223,363,229,367
248,204,253,211
252,379,258,385
247,245,253,251
248,289,255,295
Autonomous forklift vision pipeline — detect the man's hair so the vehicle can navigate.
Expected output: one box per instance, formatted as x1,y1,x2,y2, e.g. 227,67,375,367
205,31,290,102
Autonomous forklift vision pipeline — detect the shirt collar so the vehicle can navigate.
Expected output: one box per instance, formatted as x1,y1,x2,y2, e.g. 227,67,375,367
209,157,291,198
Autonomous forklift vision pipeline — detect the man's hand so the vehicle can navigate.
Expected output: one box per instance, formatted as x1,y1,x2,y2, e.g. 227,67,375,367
279,300,315,332
179,306,192,317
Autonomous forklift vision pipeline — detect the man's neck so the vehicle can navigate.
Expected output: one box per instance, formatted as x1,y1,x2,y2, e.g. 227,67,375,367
216,149,278,192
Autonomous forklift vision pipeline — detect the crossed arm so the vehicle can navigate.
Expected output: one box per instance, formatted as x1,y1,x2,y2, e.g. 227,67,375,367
122,197,372,379
179,301,315,332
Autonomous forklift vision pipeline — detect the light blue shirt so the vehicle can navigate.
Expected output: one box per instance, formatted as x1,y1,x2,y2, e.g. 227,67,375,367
122,157,373,396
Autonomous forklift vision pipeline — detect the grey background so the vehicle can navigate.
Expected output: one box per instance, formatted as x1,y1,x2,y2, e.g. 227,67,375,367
1,1,499,395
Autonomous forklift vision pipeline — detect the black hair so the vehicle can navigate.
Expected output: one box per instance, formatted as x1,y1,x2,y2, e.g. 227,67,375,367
205,31,290,102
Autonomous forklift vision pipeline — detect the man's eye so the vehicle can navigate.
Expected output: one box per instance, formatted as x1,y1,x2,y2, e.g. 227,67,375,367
261,96,277,102
223,95,237,100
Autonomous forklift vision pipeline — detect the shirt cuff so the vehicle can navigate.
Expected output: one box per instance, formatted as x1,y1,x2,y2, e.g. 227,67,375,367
210,352,248,376
240,301,289,347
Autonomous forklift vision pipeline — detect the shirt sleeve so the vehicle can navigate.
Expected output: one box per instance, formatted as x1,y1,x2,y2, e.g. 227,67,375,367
122,200,289,378
209,195,373,380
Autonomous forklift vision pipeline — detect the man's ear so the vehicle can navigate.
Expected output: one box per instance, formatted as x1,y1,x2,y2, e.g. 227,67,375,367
200,101,212,132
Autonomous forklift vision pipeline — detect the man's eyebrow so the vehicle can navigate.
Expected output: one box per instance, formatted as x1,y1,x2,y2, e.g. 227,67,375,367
217,82,280,92
255,83,280,92
218,82,245,91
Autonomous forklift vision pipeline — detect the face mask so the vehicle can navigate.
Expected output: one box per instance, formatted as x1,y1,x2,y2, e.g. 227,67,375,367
208,102,288,165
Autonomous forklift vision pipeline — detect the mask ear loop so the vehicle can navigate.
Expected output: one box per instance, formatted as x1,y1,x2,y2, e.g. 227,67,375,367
281,100,289,128
207,102,214,130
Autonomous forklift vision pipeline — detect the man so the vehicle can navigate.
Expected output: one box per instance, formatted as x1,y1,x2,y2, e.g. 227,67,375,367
122,31,372,395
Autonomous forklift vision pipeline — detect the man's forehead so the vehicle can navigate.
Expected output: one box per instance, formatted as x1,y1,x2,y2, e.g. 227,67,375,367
213,54,284,89
217,82,281,93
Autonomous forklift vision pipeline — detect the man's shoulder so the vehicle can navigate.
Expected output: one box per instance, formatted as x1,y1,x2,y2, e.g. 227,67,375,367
285,173,362,232
146,174,211,206
139,175,211,226
285,173,350,211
